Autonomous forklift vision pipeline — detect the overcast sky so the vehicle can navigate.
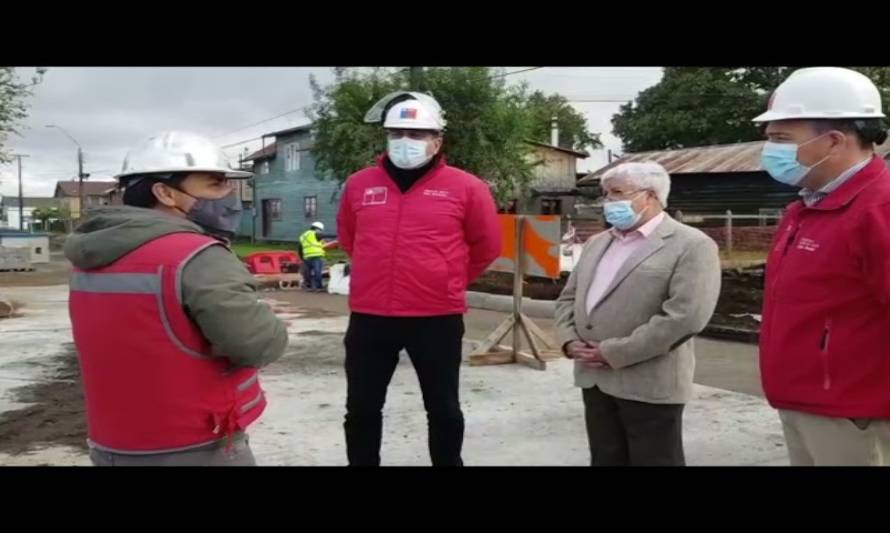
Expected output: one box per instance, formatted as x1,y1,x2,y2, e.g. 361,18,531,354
0,67,663,198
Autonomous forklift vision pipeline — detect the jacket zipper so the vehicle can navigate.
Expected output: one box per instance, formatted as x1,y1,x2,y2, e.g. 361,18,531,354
383,163,447,314
764,219,800,347
819,319,832,391
387,197,404,314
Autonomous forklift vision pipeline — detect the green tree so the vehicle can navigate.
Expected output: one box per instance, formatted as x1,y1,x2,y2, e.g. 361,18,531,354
308,67,404,184
308,67,588,205
612,67,764,152
418,67,536,203
1,67,46,163
31,206,61,231
524,90,601,152
612,67,890,152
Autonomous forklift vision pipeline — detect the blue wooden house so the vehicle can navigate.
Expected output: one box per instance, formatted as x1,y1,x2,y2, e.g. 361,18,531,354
238,124,340,242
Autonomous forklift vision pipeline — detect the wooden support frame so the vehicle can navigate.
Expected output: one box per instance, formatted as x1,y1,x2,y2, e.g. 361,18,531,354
469,215,559,371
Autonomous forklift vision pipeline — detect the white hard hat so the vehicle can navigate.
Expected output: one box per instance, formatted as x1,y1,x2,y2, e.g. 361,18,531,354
311,221,324,231
365,91,447,130
753,67,885,123
116,131,252,180
383,98,445,131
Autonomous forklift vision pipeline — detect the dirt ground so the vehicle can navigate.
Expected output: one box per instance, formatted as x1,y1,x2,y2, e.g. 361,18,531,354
0,283,784,466
469,267,765,335
0,252,775,465
0,345,86,456
0,255,71,288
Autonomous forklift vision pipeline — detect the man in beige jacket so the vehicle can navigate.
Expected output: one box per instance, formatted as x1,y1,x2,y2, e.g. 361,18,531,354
555,162,721,466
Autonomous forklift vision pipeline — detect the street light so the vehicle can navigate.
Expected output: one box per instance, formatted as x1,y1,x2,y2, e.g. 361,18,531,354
45,125,88,221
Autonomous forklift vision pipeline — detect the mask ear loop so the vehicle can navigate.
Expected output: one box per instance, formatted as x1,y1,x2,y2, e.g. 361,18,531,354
799,131,840,170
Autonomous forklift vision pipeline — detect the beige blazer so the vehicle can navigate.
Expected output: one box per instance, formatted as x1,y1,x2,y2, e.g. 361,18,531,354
554,214,721,404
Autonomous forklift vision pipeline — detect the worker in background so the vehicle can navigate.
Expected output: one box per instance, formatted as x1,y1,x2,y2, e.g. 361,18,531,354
336,91,501,466
65,131,289,466
299,221,327,292
754,67,890,465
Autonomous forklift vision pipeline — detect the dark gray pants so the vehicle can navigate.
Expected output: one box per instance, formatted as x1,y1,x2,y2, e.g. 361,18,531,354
88,433,256,467
582,386,685,466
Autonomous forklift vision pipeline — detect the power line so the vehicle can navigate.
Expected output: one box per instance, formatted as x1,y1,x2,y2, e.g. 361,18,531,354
492,67,543,78
212,105,312,141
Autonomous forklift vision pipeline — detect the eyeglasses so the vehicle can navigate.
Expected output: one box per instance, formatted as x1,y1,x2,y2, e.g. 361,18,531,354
603,189,648,202
386,130,439,141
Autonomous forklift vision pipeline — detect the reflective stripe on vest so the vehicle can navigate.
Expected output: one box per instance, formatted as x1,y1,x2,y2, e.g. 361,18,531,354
71,268,208,360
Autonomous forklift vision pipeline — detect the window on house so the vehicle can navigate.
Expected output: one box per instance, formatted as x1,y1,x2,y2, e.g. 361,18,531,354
540,198,562,215
268,199,282,221
304,195,317,219
285,143,302,172
260,161,270,174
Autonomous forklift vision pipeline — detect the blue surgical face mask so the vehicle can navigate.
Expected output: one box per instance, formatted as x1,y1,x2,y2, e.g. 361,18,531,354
761,134,831,187
388,137,433,169
603,191,647,231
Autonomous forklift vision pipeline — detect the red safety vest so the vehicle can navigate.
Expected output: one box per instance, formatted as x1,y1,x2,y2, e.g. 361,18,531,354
69,232,266,454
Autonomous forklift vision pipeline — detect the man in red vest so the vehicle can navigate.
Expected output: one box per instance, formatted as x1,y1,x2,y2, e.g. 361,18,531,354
65,131,289,466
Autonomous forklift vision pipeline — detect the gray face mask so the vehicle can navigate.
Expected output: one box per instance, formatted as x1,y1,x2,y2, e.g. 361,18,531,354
181,190,243,238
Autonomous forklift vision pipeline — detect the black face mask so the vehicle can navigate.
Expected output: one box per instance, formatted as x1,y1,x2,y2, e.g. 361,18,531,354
173,188,243,238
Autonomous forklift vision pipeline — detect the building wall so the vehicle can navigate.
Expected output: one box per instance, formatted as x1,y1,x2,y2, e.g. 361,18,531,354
3,207,36,230
515,146,581,215
0,234,51,263
526,147,578,190
246,131,340,242
55,194,113,218
668,172,798,216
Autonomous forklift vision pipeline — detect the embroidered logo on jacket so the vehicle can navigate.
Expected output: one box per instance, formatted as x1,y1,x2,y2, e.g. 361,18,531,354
362,187,388,206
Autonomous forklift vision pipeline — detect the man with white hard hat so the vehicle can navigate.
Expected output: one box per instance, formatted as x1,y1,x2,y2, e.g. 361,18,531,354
65,131,288,466
299,221,328,292
754,67,890,465
336,92,501,466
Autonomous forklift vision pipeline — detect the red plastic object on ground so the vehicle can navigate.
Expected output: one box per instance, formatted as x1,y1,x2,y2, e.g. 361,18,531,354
243,251,301,274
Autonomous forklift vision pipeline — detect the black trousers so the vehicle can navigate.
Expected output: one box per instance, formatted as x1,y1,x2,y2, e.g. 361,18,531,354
582,386,686,466
344,312,465,466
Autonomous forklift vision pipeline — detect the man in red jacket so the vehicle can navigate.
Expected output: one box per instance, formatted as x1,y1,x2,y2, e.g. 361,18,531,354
336,92,501,466
755,67,890,465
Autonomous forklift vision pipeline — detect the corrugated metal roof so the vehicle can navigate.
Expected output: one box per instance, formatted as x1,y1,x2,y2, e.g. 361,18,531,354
265,124,312,138
244,143,277,162
55,181,118,197
580,141,766,183
582,138,890,184
525,140,590,158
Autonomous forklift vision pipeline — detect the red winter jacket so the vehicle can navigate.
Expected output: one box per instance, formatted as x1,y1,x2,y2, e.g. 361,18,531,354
760,156,890,418
337,155,501,317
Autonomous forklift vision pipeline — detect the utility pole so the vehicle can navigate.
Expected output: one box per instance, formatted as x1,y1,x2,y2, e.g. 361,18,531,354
77,147,87,221
46,125,88,221
408,66,423,90
13,154,29,231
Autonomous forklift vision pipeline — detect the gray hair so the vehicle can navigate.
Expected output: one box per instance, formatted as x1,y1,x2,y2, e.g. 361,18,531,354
601,161,671,207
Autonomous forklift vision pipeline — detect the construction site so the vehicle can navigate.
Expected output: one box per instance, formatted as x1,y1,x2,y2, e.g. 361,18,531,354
0,227,786,466
10,65,859,467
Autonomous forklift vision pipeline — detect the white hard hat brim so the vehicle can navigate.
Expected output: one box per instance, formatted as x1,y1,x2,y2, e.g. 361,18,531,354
383,120,443,131
753,110,887,123
116,167,253,180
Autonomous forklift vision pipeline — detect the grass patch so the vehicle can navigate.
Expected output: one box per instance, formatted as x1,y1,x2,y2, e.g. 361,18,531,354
231,240,348,263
